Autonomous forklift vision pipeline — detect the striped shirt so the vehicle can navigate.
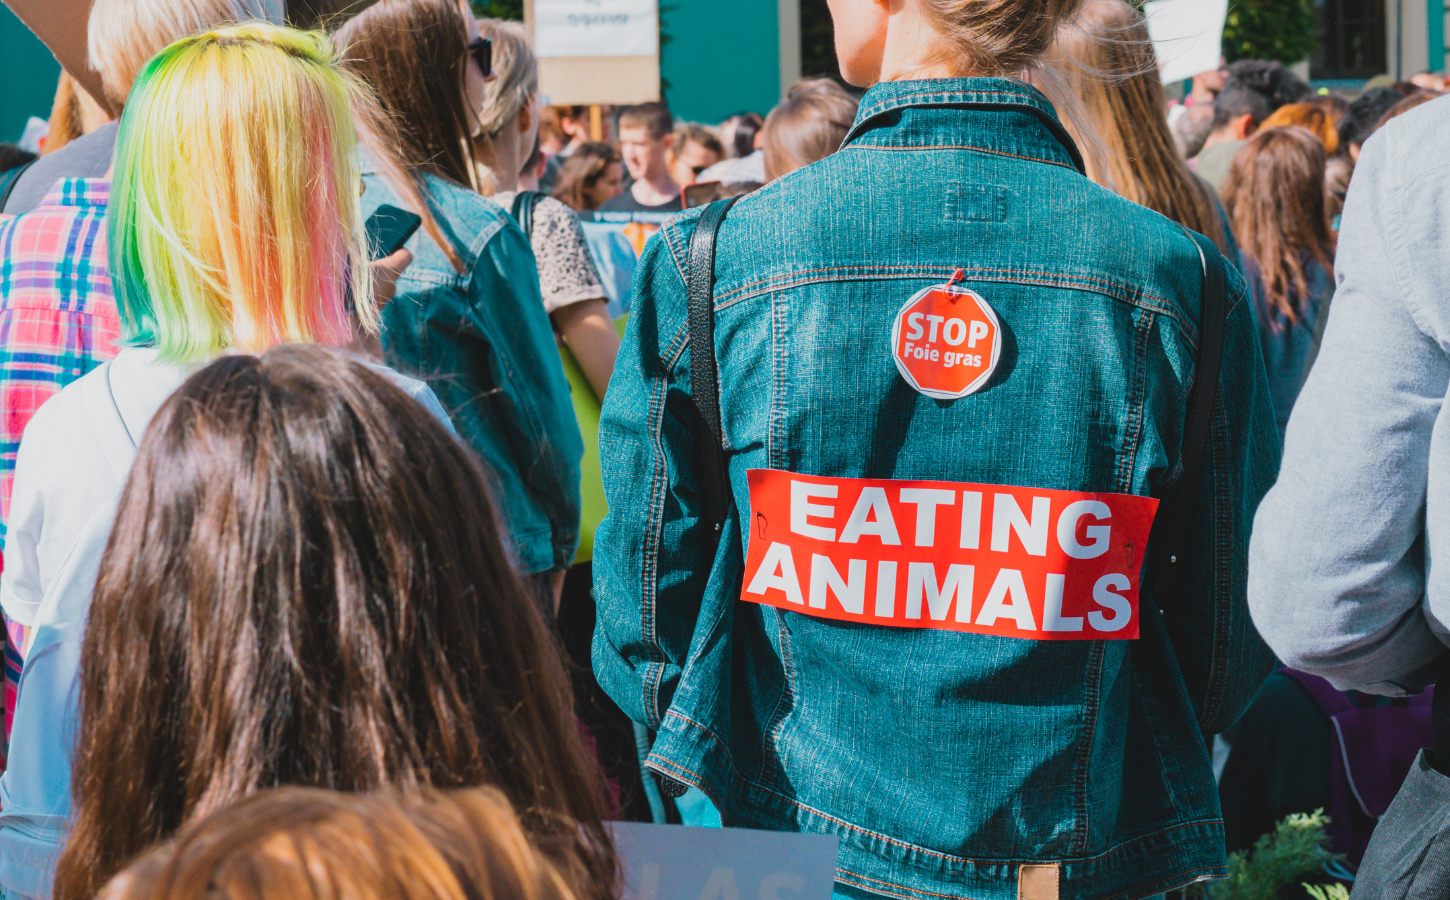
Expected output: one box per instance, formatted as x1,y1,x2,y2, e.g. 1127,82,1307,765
0,177,120,764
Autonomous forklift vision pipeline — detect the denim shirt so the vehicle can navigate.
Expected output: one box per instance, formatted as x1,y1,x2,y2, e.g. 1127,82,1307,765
361,169,583,574
594,79,1280,900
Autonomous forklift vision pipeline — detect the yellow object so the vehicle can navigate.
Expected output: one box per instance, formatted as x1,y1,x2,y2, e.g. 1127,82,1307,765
564,315,628,563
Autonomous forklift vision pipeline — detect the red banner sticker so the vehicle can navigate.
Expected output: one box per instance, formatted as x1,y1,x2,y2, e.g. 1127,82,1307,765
891,281,1001,399
740,470,1159,641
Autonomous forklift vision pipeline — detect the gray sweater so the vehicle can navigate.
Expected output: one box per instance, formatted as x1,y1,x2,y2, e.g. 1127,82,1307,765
1248,96,1450,695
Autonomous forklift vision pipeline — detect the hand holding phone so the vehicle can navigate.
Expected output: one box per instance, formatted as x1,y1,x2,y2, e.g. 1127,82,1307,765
365,204,423,261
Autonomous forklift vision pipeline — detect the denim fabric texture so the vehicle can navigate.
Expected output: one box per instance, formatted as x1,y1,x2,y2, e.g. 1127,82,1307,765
593,78,1281,900
1241,254,1333,441
361,169,583,574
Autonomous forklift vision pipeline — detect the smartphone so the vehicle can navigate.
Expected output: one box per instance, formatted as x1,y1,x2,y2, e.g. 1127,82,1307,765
683,181,723,209
365,204,423,261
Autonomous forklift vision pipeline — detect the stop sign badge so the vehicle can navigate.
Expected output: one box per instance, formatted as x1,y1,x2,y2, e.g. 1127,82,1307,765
890,276,1002,400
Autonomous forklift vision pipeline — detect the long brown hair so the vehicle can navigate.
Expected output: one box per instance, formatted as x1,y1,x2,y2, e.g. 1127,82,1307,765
334,0,480,272
762,79,859,181
1049,0,1227,255
552,142,622,211
99,787,582,900
54,346,615,900
1223,126,1335,323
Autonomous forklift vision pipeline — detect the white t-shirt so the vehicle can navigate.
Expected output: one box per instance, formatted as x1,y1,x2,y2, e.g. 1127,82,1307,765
0,347,452,627
492,191,608,315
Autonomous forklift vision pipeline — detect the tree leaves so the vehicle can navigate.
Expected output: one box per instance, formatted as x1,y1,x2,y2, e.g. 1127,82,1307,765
1222,0,1318,65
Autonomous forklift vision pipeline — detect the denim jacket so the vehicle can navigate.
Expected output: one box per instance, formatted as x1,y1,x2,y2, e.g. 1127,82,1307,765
362,169,583,574
594,79,1280,900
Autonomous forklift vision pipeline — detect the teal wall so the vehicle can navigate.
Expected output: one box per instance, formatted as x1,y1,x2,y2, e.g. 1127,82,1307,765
1430,0,1446,72
660,0,779,123
0,6,60,144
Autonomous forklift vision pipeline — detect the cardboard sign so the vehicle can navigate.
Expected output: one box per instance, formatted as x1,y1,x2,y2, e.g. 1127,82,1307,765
525,0,659,105
534,0,657,58
741,469,1159,641
3,0,113,117
891,280,1001,400
607,822,839,900
1144,0,1229,84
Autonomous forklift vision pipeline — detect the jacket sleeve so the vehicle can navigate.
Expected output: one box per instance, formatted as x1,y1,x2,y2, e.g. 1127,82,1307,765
1248,125,1450,695
474,224,584,572
592,219,711,728
1159,253,1282,735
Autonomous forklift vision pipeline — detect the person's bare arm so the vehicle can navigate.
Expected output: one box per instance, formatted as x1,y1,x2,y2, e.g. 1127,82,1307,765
552,299,620,400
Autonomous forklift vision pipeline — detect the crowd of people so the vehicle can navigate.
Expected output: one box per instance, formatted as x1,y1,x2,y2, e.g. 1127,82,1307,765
0,0,1447,897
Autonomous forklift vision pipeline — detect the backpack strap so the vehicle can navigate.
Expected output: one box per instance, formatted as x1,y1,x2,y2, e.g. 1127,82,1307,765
510,190,544,240
0,159,36,213
685,196,741,540
1147,230,1227,599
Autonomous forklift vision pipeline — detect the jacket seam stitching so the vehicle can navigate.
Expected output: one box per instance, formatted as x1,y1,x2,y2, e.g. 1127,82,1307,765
855,89,1051,121
1073,640,1107,855
713,267,1197,333
1203,403,1232,729
834,869,982,900
640,368,672,728
758,607,797,783
842,143,1072,169
657,710,1222,867
1121,309,1151,496
1099,865,1228,900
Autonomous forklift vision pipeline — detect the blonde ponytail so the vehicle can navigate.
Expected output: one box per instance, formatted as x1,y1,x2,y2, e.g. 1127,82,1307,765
916,0,1087,75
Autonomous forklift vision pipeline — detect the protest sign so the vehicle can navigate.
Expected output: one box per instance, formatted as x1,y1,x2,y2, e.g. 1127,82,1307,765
1144,0,1228,84
526,0,659,105
535,0,656,58
607,822,839,900
2,0,113,117
741,470,1159,641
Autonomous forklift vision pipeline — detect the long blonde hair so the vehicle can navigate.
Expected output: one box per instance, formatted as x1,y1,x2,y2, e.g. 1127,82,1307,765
108,23,373,363
472,18,540,193
1047,0,1228,255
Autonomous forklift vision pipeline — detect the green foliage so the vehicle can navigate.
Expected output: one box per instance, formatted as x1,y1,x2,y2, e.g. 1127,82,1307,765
1303,885,1350,900
1221,0,1317,65
470,0,523,21
1187,811,1344,900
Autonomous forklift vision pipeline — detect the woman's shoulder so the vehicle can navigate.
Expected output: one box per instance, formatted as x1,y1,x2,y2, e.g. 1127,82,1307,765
362,361,458,436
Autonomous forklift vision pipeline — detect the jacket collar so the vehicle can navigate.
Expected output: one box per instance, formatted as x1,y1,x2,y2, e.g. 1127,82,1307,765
842,77,1085,174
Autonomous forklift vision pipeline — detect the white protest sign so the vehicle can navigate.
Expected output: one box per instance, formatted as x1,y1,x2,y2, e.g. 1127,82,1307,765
1144,0,1228,84
607,822,839,900
534,0,658,58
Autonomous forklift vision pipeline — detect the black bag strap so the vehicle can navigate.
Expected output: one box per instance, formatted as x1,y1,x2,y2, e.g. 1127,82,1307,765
1147,230,1228,598
0,159,36,213
510,190,543,240
685,196,742,540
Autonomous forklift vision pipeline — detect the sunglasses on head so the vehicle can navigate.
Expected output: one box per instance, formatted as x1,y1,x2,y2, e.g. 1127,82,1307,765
468,37,492,79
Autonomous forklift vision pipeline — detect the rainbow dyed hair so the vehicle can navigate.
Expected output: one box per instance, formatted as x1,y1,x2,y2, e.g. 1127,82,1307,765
110,24,375,363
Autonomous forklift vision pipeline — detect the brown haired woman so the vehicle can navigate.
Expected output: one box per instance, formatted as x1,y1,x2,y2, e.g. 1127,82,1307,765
52,346,616,900
1048,0,1232,257
552,142,626,212
1223,126,1336,440
593,0,1280,896
99,787,582,900
761,78,860,181
332,0,586,592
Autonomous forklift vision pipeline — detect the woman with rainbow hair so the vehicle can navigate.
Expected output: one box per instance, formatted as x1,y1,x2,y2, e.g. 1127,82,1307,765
0,24,448,898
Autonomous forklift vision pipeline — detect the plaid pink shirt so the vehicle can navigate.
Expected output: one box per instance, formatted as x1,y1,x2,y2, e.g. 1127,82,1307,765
0,177,121,764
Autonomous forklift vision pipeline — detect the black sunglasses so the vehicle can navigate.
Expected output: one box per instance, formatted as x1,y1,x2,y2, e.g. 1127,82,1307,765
468,37,492,79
